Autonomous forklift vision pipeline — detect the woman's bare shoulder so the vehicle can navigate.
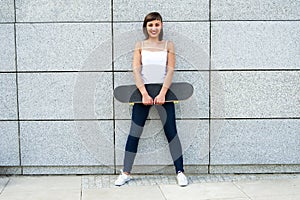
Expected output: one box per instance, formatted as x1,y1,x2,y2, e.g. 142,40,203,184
166,40,174,47
134,41,143,49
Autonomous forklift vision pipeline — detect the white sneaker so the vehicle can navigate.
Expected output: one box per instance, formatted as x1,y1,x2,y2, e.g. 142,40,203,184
115,170,130,186
177,171,188,186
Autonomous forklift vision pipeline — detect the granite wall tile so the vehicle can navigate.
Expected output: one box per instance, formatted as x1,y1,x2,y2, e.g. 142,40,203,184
210,165,300,174
0,122,19,166
0,74,17,120
210,119,300,165
16,0,111,22
18,72,113,120
114,71,209,119
113,22,209,71
212,0,300,20
113,0,209,21
20,121,114,166
0,167,21,175
211,21,300,70
0,0,14,22
22,166,114,175
0,24,15,72
115,120,209,172
16,23,112,71
211,71,300,118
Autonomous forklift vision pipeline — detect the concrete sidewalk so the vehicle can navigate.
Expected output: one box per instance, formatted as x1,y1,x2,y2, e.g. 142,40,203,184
0,174,299,200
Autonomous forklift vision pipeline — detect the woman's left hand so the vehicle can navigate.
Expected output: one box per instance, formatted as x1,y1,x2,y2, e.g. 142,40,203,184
154,93,165,105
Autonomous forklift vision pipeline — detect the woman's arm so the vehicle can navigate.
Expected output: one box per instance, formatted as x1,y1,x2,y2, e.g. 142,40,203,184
154,41,175,105
132,41,153,105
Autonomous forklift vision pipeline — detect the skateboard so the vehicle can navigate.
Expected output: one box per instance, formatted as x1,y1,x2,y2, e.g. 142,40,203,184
114,82,193,104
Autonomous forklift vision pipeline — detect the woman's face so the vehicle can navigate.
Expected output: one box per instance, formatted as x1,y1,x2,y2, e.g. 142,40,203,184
146,20,162,39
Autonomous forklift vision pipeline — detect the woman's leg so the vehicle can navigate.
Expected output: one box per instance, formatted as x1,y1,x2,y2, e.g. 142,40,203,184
156,103,184,173
123,103,151,173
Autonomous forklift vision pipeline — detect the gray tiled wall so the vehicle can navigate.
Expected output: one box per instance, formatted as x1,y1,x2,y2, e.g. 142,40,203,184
0,0,299,174
0,122,19,166
210,119,300,164
112,0,209,21
15,0,111,22
211,71,300,118
211,21,300,70
0,74,17,119
0,24,15,72
211,0,300,20
16,23,112,71
20,121,114,166
0,0,15,22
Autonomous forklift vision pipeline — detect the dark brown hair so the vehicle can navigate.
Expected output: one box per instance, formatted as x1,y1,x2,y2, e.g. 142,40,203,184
143,12,163,40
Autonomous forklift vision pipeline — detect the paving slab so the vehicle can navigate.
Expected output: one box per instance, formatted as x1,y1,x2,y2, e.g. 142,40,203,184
160,182,249,200
0,176,81,200
82,186,165,200
234,178,300,199
253,195,300,200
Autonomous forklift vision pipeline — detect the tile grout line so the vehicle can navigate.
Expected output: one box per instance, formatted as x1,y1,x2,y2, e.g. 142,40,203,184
80,176,83,200
208,0,212,174
0,178,11,195
157,185,168,200
1,69,300,73
13,0,23,174
1,118,300,122
232,181,253,200
2,19,299,24
111,0,117,175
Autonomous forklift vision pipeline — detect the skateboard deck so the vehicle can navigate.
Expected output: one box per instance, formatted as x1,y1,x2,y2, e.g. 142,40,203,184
114,82,193,104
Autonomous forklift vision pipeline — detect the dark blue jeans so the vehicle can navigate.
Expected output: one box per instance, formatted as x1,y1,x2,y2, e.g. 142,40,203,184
123,102,184,173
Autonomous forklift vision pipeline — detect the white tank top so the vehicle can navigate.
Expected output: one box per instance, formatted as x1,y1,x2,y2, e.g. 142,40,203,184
141,41,168,84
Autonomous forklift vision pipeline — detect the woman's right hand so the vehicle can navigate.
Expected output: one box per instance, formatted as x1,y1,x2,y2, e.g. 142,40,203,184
142,93,153,105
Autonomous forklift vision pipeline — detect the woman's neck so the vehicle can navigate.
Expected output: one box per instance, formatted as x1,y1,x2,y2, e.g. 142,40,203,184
147,37,160,43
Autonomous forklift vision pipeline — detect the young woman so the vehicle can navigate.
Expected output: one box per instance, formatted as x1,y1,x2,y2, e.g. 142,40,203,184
115,12,188,187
